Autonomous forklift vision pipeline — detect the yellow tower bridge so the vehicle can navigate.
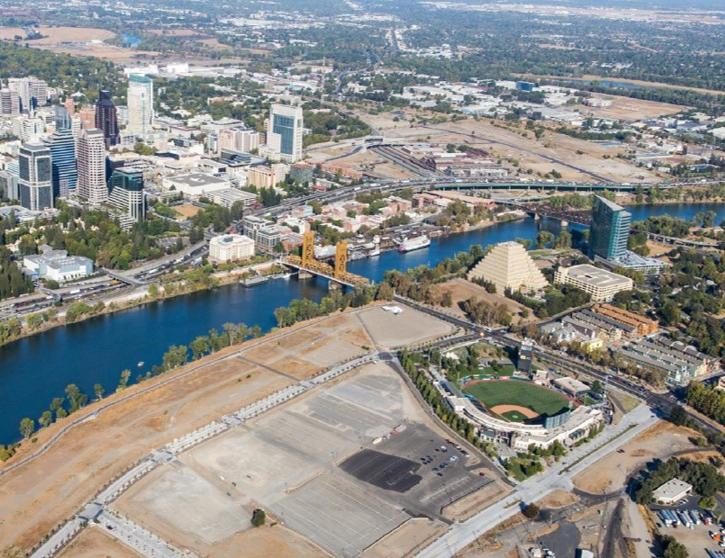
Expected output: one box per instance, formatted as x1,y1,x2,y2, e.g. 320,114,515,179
283,231,369,287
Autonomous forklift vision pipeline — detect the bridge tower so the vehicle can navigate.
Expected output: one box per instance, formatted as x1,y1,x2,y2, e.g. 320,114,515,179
334,241,348,279
302,231,315,266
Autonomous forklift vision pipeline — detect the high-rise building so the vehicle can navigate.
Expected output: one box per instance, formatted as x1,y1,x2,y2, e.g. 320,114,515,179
78,106,96,130
218,127,260,154
95,90,120,147
7,77,47,112
126,74,154,138
589,196,631,261
54,105,71,131
28,78,48,110
0,170,19,201
47,127,77,198
77,129,107,205
266,103,303,162
18,142,53,210
8,78,30,113
0,89,20,116
109,167,145,222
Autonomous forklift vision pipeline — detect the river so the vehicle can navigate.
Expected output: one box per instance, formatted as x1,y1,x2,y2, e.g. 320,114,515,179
0,203,722,443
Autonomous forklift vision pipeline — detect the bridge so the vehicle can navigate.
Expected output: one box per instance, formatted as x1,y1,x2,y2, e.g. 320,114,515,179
647,233,720,249
282,232,369,288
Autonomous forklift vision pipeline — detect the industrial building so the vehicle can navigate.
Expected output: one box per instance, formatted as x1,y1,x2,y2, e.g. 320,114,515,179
554,264,633,302
652,478,692,505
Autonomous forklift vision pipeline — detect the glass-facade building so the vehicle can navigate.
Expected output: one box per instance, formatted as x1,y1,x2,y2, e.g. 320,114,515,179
95,90,120,147
589,196,631,261
18,143,53,210
109,168,145,221
272,114,295,156
48,128,77,197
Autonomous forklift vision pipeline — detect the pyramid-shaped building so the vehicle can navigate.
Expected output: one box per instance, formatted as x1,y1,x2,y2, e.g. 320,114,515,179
467,241,549,294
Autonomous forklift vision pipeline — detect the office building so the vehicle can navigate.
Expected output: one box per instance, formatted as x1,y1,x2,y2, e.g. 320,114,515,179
8,77,48,112
210,188,257,209
18,142,53,210
467,241,549,294
208,234,255,264
266,103,303,162
162,172,231,200
554,264,633,302
0,89,20,116
652,478,692,505
0,170,19,200
95,90,120,147
242,215,267,241
246,164,288,188
109,168,145,222
77,129,107,205
126,74,154,138
255,224,283,253
218,127,260,154
47,127,77,198
589,196,631,261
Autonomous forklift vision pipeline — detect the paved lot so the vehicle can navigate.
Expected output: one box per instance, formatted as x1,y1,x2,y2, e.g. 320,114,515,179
341,449,422,493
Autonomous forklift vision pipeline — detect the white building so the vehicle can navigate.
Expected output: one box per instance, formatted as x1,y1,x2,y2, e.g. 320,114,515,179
210,188,257,209
23,249,94,283
265,103,303,163
126,74,154,138
467,241,549,294
554,264,633,302
652,478,692,505
77,129,107,205
162,173,231,199
218,127,260,154
208,234,255,264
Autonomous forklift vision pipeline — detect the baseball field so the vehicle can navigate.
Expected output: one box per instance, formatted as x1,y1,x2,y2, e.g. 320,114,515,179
462,380,569,421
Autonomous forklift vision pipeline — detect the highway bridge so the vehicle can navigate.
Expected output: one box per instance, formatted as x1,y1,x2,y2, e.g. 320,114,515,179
647,232,720,249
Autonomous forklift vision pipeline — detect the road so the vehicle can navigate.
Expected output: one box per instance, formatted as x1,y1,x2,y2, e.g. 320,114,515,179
417,405,658,558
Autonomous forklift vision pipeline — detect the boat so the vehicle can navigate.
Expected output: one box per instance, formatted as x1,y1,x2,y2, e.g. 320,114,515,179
368,246,381,257
137,361,144,368
398,235,431,253
241,275,269,287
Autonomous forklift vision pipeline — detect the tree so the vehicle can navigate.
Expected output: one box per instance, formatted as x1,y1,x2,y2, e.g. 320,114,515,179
662,536,688,558
118,369,131,390
162,345,189,371
38,410,53,428
660,300,681,326
93,383,105,400
190,336,211,360
19,417,35,439
65,383,87,412
536,230,554,249
554,230,572,249
522,503,540,519
251,508,266,527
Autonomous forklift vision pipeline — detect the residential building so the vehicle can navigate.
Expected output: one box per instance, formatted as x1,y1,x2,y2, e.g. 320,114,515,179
242,215,267,241
652,478,692,505
47,127,77,197
266,103,303,162
208,234,255,263
8,77,46,112
23,248,93,282
554,264,633,302
95,90,120,147
109,168,145,222
77,129,108,205
591,304,658,336
255,224,283,253
246,164,289,188
0,89,20,116
126,74,154,138
18,142,53,210
0,170,19,200
467,241,549,294
616,336,718,386
589,196,631,261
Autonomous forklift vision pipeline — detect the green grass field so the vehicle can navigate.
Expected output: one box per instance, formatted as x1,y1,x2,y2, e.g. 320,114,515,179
463,380,569,417
501,410,529,422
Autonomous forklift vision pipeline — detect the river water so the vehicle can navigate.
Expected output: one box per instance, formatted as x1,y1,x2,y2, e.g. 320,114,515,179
0,203,722,443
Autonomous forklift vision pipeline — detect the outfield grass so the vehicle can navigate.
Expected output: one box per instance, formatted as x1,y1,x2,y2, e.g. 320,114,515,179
463,380,569,417
502,410,529,422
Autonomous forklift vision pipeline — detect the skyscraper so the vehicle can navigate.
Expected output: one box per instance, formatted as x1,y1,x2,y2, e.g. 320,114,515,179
95,90,120,147
47,127,77,198
18,142,53,210
7,77,47,112
126,74,154,138
266,103,303,162
77,129,107,205
589,195,631,261
109,168,145,222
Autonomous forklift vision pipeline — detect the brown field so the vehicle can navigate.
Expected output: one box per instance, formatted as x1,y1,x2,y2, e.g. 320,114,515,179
581,93,683,122
173,203,201,219
433,278,532,325
573,421,699,494
0,304,454,554
489,404,539,419
58,527,140,558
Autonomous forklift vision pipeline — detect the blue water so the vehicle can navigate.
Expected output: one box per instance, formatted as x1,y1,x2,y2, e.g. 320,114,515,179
0,203,722,443
625,203,725,224
121,33,140,48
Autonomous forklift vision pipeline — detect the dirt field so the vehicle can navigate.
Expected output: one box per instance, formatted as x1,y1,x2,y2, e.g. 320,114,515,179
0,304,454,554
582,93,683,122
489,404,539,419
173,203,201,219
573,421,699,494
0,25,156,62
58,527,140,558
433,278,532,325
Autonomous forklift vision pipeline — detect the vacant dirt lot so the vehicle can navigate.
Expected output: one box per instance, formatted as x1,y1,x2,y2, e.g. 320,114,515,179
0,25,115,43
58,527,140,558
434,278,532,325
573,421,699,494
0,304,455,554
